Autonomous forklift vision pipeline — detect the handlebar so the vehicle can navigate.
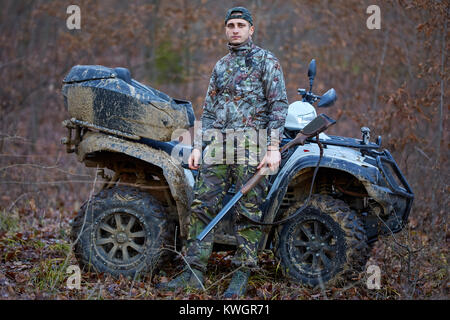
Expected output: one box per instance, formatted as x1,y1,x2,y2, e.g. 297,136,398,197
298,88,321,103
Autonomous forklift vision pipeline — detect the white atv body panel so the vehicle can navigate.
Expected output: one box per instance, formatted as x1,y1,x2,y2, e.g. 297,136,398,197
267,142,379,199
285,101,317,131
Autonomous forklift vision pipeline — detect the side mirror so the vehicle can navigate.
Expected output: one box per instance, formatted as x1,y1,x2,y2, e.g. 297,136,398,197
318,88,337,108
308,59,316,80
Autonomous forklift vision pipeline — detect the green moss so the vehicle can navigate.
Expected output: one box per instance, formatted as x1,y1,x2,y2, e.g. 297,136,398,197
48,242,71,255
155,41,184,84
0,210,19,233
30,258,67,291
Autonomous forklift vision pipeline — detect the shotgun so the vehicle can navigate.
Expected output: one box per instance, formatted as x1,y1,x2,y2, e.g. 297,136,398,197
196,113,336,241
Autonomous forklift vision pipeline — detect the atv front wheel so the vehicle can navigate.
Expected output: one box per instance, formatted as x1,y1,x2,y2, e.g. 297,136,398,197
70,186,172,278
275,194,369,287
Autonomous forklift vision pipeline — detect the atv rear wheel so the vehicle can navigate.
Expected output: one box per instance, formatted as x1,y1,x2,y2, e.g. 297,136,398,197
275,194,369,287
70,186,172,278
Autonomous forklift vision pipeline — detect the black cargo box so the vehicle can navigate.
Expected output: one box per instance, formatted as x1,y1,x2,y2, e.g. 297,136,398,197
62,65,195,141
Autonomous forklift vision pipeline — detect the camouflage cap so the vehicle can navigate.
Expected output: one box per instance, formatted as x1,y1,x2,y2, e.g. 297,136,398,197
225,7,253,26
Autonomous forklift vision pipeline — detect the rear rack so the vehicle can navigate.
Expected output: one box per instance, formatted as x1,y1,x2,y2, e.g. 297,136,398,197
61,118,193,164
65,118,141,140
61,118,141,153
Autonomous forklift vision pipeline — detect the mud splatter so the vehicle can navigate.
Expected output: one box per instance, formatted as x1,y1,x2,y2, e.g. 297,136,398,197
77,132,193,237
66,86,95,123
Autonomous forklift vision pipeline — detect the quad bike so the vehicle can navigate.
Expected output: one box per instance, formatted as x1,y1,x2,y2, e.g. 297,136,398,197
62,60,414,286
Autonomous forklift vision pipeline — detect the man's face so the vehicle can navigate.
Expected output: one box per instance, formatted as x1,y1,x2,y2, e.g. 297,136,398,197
225,18,254,45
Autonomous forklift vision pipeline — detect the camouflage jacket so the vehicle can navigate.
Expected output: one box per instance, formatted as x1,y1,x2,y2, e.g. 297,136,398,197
196,39,289,148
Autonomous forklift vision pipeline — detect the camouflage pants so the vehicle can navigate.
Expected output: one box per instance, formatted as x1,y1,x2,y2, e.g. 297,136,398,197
185,140,269,272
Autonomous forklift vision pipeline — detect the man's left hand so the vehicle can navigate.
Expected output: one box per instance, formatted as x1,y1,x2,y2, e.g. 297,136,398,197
257,149,281,173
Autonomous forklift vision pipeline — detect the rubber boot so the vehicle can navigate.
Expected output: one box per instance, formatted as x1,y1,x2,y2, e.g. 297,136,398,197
223,269,251,298
157,268,204,291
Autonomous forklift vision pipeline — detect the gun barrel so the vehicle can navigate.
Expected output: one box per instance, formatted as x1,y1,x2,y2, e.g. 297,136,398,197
196,191,243,241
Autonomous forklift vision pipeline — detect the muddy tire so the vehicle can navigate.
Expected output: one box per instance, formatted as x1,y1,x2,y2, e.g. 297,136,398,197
274,194,369,287
70,186,172,278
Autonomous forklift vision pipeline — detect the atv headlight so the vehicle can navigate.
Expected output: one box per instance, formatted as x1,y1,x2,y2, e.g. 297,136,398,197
296,111,317,128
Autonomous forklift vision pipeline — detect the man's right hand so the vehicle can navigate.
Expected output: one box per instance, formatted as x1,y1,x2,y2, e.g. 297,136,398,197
188,148,202,170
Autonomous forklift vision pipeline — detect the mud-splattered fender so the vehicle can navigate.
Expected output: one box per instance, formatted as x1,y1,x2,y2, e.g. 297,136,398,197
261,153,382,231
77,131,193,237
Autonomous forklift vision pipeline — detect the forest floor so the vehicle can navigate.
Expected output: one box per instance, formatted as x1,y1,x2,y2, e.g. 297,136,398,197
0,120,447,300
0,199,447,300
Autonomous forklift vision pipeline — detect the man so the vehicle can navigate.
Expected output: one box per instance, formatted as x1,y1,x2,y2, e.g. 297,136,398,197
160,7,288,298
